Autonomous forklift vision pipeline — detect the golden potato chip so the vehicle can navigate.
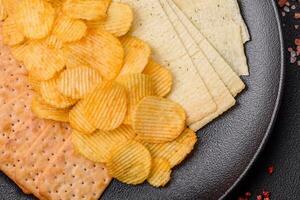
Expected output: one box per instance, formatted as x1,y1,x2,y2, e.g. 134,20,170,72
15,0,55,39
107,140,151,185
28,74,41,93
40,76,77,108
23,41,66,80
143,59,173,97
117,74,154,124
72,125,136,162
63,47,90,69
63,0,111,20
0,0,7,20
52,15,87,42
67,30,124,80
87,2,133,37
31,95,69,122
69,101,96,134
10,41,31,62
2,16,25,46
119,36,151,76
57,67,102,99
132,96,186,143
45,35,63,49
142,128,197,167
147,157,171,187
82,81,127,130
47,0,65,9
2,0,18,16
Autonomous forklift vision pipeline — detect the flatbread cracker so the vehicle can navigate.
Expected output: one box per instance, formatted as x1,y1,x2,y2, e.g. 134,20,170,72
118,0,216,124
38,140,112,200
172,0,249,76
168,1,245,97
161,0,236,131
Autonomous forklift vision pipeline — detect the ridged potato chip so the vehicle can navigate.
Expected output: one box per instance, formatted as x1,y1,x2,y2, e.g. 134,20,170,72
0,0,7,21
82,81,127,130
47,0,65,9
15,0,55,39
2,16,25,46
2,0,17,16
72,125,136,162
69,101,96,134
147,157,171,187
63,47,90,69
143,128,197,167
63,0,111,20
67,30,124,79
40,76,77,108
143,59,173,97
28,74,41,93
10,41,31,62
107,140,151,185
119,36,151,76
31,95,69,122
45,35,63,49
52,15,87,42
23,41,66,80
57,67,102,99
87,2,133,37
117,74,154,124
132,96,186,143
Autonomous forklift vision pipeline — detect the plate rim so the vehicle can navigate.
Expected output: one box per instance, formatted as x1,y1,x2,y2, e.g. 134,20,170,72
220,0,285,199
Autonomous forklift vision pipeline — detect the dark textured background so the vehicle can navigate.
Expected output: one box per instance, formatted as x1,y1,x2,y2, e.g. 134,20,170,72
226,1,300,199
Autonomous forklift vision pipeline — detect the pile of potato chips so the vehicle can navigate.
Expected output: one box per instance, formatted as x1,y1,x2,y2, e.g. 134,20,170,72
1,0,197,187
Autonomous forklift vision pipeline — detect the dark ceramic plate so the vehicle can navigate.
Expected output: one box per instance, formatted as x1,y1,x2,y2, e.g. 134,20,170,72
0,0,284,199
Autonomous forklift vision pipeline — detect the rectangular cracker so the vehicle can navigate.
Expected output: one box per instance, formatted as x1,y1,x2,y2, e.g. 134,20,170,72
38,139,112,200
172,0,249,76
118,0,216,125
168,0,245,97
161,0,236,131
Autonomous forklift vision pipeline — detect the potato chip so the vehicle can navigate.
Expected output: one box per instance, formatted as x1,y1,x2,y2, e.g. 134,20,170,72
31,95,69,122
23,41,66,80
2,0,18,16
63,47,89,69
132,96,186,143
143,59,173,97
63,0,111,20
45,35,63,49
82,81,127,130
15,0,55,39
40,76,77,108
67,30,124,80
72,125,136,162
69,101,96,134
57,67,102,99
10,41,31,62
119,36,151,76
27,74,41,93
147,157,171,187
87,2,133,37
142,128,197,167
0,0,7,21
117,74,154,124
52,15,87,42
2,16,25,46
47,0,65,9
107,140,151,185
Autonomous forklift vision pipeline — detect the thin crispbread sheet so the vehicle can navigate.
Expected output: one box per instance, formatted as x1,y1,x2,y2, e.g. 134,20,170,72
168,0,245,97
172,0,249,76
161,0,236,131
38,139,112,200
118,0,216,125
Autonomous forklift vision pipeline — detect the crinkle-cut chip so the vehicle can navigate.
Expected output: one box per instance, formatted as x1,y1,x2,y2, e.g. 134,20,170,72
23,41,65,80
15,0,55,39
10,41,31,62
147,157,171,187
107,140,151,185
47,0,65,9
132,96,186,143
57,67,102,99
52,15,87,42
117,74,154,124
45,35,63,49
2,0,18,16
2,16,25,46
31,95,69,122
143,59,173,97
87,2,133,37
82,81,127,130
72,124,136,162
67,30,124,79
0,0,7,21
119,36,151,76
27,74,41,93
69,101,96,134
63,46,90,69
63,0,111,20
40,76,77,108
142,128,197,167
